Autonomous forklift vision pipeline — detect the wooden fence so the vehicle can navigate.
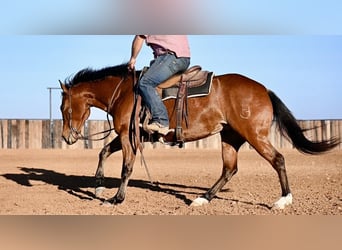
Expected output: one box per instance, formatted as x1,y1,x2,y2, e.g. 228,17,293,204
0,119,341,150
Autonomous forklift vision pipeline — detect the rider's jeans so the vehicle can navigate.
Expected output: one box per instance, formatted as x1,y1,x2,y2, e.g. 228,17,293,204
138,53,190,126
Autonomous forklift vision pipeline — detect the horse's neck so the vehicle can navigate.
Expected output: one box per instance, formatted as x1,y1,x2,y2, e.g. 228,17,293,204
87,77,130,111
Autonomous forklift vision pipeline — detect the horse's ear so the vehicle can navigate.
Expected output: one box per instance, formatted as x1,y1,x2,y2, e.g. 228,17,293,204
59,80,68,92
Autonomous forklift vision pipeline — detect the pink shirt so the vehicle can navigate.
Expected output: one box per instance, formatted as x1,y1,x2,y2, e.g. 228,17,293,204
144,35,190,58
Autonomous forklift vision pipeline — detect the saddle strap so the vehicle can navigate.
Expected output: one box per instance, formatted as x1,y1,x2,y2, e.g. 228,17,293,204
175,79,189,143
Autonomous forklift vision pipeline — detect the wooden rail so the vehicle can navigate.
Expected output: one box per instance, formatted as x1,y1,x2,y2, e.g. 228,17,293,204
0,119,341,150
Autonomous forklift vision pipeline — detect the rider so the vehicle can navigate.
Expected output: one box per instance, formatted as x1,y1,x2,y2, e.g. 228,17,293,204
128,35,191,135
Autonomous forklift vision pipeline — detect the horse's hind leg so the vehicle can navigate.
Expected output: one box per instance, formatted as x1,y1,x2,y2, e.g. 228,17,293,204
191,132,243,206
95,136,122,197
250,137,292,209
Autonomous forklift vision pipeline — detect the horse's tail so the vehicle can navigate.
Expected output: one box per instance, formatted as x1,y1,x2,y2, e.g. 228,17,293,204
267,90,340,154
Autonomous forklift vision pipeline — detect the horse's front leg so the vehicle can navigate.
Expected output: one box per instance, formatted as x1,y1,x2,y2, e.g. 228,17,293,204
95,136,122,197
104,135,136,205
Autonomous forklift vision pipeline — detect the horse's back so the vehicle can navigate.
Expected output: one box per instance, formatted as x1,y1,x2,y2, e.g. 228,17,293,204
212,73,271,105
215,73,268,92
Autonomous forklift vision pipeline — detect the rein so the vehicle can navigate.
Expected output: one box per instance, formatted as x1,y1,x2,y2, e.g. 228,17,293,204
130,68,154,184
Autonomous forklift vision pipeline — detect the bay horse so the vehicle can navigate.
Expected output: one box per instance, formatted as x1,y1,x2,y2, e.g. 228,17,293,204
59,63,339,209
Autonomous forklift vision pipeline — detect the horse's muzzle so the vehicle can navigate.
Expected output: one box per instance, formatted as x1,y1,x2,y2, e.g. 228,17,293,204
62,132,78,145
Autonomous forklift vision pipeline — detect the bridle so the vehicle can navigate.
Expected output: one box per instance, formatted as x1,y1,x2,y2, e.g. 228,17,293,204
62,69,153,184
64,76,125,141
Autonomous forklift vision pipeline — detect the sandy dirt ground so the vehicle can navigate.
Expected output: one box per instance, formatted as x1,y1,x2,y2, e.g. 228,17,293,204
0,148,341,215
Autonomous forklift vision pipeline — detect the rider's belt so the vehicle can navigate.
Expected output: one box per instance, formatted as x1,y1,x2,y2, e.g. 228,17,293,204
153,47,175,58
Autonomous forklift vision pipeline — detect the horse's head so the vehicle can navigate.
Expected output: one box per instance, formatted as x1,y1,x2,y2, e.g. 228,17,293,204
60,81,91,145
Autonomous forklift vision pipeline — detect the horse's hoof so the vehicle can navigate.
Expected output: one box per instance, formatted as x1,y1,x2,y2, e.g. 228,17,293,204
101,200,114,207
101,196,124,207
190,197,209,207
95,186,105,197
273,193,293,209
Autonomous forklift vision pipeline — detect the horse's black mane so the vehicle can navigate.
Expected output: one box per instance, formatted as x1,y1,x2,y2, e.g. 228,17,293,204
65,63,130,86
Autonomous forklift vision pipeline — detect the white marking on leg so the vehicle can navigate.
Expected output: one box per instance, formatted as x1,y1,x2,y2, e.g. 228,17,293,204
190,197,209,207
95,186,105,197
101,200,114,207
273,193,293,209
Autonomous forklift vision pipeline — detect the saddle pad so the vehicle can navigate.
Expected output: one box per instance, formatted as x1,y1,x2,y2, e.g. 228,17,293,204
162,72,214,101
